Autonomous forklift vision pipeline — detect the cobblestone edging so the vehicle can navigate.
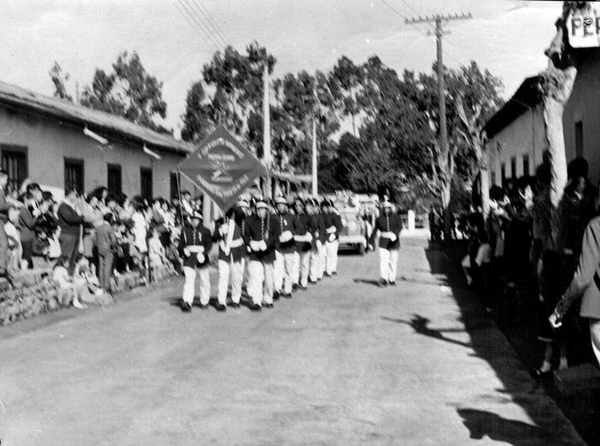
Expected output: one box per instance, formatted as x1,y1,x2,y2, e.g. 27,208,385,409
0,265,175,326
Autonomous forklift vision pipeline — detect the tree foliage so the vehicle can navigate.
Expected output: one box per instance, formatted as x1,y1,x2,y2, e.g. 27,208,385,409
80,51,170,134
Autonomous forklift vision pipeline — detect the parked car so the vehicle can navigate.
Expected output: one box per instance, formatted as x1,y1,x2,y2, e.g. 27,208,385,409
337,205,368,255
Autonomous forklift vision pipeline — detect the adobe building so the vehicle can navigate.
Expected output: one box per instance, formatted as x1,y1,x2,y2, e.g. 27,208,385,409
0,80,196,201
485,48,600,189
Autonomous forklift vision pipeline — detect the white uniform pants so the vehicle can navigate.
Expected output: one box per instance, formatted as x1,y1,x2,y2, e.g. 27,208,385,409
318,242,326,279
183,266,210,306
309,247,320,282
247,260,274,306
217,259,245,305
282,252,296,294
299,250,311,287
292,252,300,286
379,248,399,283
326,240,339,275
274,251,284,293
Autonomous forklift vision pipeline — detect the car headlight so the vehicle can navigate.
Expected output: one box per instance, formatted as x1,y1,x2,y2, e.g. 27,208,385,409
349,222,357,232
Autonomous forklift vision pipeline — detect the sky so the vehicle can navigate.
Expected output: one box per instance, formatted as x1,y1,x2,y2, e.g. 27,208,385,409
0,0,562,139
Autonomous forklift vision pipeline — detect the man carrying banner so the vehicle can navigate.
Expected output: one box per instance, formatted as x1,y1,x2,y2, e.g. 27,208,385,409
275,196,304,299
369,199,403,287
213,200,247,310
179,209,213,312
243,199,281,310
323,199,343,276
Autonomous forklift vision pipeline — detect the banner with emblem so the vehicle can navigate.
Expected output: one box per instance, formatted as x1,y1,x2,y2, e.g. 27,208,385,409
177,124,268,212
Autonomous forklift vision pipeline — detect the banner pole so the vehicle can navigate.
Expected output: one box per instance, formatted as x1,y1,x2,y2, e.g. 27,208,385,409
176,169,187,244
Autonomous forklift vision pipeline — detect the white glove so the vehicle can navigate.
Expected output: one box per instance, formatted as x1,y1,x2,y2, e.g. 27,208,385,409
306,233,313,242
328,233,336,242
280,230,293,243
183,248,190,257
326,225,336,234
250,240,261,251
316,240,323,250
549,311,562,328
219,223,229,236
258,240,268,251
389,233,397,242
196,252,205,263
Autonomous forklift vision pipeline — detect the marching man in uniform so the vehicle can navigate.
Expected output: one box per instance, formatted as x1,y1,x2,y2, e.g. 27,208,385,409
243,198,281,310
307,199,326,284
213,201,247,310
294,198,313,290
323,199,343,276
179,209,213,312
276,196,304,298
369,199,403,287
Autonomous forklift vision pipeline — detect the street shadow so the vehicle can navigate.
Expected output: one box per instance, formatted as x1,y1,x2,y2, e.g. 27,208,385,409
381,314,471,348
353,278,383,287
457,408,556,445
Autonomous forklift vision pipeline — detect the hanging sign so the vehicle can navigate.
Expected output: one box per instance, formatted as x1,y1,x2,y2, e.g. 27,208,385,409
178,124,267,212
567,6,600,48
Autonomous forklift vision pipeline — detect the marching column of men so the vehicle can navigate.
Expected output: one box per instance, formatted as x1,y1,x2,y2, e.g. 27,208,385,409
178,195,403,312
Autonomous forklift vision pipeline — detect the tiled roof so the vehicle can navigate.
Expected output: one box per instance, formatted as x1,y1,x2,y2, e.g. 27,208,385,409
0,80,194,155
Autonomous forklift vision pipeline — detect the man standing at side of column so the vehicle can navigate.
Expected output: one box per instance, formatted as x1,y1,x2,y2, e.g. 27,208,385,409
276,196,304,299
323,199,343,276
243,199,281,311
369,199,403,287
179,209,213,312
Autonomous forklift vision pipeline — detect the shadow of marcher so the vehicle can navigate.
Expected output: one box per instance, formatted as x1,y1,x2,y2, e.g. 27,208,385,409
457,408,559,445
353,278,383,287
381,314,472,348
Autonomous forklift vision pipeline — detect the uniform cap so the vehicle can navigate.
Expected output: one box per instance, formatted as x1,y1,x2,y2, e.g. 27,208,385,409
382,200,393,208
275,196,288,205
237,199,249,208
255,199,269,209
191,209,203,219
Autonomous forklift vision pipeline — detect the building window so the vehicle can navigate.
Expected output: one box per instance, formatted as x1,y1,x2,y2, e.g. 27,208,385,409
140,167,153,201
575,120,583,158
170,171,180,200
107,164,122,195
64,158,84,195
510,157,517,181
491,172,497,186
1,145,28,194
501,162,506,187
522,154,530,177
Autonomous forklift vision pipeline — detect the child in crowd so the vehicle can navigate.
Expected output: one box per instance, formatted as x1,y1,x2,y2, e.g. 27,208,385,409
94,213,117,293
148,227,166,268
52,258,87,309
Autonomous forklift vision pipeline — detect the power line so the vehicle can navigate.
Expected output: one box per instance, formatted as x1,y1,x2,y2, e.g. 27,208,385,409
192,0,230,47
172,0,216,50
185,0,228,48
179,0,223,50
381,0,461,65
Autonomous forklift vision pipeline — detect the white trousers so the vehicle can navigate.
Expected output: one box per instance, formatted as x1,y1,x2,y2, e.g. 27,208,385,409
274,251,284,292
183,266,210,306
326,240,339,274
299,250,311,287
247,260,274,306
292,252,300,285
317,243,326,279
281,252,296,294
309,248,320,282
379,248,399,283
217,259,244,305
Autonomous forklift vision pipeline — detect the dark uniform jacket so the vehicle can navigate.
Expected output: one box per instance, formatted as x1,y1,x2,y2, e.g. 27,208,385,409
277,212,303,254
178,223,213,268
370,212,403,250
295,213,313,252
324,212,343,242
213,215,246,262
308,213,326,249
243,213,281,262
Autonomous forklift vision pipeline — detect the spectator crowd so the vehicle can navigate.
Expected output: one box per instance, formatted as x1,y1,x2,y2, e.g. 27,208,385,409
459,155,600,374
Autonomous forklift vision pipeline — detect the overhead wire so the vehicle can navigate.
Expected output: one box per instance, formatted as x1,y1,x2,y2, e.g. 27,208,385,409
179,0,223,50
191,0,231,47
172,0,220,51
379,0,470,67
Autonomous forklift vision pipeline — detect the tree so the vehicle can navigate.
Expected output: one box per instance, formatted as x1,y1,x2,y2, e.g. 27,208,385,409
49,62,73,102
81,51,170,134
180,81,213,143
329,56,363,136
542,2,586,207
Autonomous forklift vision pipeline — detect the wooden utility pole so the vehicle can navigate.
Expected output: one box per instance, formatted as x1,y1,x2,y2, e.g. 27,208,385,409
405,13,472,167
311,118,318,196
263,63,272,198
405,12,471,240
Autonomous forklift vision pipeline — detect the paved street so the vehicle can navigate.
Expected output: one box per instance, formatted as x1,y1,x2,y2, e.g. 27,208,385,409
0,236,586,446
